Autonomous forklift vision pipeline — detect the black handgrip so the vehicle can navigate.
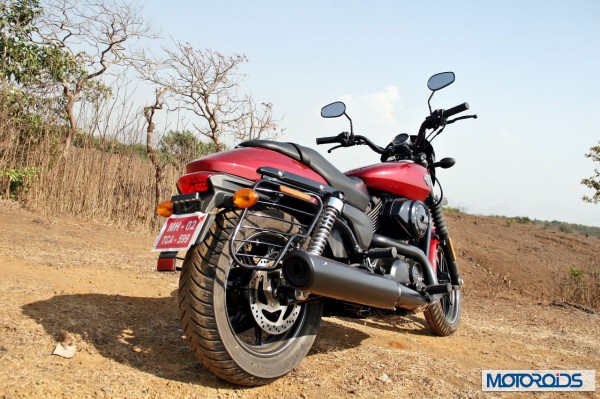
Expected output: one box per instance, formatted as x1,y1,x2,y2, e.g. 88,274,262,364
443,102,469,118
316,136,339,145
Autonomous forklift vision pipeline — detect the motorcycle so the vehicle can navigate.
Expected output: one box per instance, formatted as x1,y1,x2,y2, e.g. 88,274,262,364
152,72,477,386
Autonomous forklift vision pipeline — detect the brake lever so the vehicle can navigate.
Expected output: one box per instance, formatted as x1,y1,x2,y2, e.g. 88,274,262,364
327,144,344,153
446,114,478,124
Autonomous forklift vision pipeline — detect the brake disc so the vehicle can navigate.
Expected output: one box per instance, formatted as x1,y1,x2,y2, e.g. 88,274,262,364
249,270,301,335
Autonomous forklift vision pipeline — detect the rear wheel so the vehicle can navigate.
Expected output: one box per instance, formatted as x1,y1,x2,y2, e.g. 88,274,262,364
178,211,323,386
424,246,461,336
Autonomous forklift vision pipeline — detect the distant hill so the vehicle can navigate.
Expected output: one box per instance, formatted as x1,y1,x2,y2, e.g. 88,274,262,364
444,207,600,238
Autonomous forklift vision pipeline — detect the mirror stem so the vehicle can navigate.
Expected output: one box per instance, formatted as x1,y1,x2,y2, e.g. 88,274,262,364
427,91,434,115
344,113,354,136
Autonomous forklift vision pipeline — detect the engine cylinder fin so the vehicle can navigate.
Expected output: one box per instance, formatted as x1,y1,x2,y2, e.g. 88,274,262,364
367,198,383,232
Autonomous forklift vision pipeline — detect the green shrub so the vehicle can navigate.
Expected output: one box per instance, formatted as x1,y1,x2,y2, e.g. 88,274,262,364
559,225,572,234
568,266,584,279
514,216,532,224
0,166,40,198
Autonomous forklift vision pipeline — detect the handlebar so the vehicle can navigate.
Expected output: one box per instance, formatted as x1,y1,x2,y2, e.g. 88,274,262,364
415,101,471,148
442,102,469,118
355,135,385,154
317,101,474,158
316,135,340,145
316,133,385,154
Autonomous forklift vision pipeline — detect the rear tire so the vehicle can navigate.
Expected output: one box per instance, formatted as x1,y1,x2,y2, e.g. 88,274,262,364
178,211,323,386
424,246,461,336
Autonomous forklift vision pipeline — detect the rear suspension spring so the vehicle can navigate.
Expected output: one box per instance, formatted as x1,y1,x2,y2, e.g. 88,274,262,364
307,194,344,255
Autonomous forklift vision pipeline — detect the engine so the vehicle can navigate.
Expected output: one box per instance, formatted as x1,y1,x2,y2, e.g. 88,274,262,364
379,198,430,239
385,258,426,290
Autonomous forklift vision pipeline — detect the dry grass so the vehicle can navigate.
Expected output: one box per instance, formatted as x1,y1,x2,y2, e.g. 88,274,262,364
25,148,178,231
0,89,179,232
552,266,600,312
481,269,512,299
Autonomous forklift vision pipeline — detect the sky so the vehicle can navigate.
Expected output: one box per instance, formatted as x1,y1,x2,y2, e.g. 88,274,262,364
141,0,600,226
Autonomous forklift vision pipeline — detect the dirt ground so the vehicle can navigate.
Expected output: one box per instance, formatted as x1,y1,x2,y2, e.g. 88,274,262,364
1,201,599,398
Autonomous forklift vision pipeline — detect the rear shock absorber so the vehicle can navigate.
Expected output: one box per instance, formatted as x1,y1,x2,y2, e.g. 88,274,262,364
307,193,344,255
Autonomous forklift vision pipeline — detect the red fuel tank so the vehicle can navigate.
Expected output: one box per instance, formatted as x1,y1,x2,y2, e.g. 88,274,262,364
185,147,328,184
346,161,432,201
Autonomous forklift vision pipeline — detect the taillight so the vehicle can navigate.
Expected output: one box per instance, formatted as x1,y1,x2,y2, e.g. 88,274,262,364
177,172,216,194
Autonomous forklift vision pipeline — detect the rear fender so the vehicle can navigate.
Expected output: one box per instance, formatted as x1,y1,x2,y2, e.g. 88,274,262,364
156,173,252,271
172,173,254,214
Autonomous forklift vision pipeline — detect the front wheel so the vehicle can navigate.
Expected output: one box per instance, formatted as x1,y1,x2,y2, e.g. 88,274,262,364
423,245,462,336
178,211,323,386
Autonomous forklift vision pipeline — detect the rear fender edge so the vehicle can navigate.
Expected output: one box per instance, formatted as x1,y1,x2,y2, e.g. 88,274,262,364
193,213,216,247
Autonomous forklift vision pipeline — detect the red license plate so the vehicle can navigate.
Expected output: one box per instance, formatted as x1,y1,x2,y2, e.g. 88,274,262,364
152,212,207,252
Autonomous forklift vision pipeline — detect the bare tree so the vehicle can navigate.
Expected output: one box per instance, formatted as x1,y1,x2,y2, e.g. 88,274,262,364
140,43,279,151
232,98,280,142
143,87,167,206
35,0,152,156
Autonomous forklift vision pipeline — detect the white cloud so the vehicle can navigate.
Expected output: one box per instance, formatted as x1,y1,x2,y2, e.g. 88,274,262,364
339,86,402,129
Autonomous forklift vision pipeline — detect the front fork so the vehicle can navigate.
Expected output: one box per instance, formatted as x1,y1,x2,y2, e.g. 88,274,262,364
427,197,462,287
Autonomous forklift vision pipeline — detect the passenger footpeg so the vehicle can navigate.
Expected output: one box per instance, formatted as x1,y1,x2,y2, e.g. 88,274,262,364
366,247,398,259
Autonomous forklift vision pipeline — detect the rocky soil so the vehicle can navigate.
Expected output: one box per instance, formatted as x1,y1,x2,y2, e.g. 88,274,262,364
1,202,598,398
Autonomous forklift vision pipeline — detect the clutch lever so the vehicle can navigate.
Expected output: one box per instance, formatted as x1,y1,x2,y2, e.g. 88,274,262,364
446,114,478,124
327,144,344,153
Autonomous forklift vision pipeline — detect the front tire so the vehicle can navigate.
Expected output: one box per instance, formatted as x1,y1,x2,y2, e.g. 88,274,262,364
178,211,323,386
423,245,462,336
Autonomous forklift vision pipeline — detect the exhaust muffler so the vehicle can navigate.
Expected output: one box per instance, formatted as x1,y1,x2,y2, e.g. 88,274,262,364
282,250,429,309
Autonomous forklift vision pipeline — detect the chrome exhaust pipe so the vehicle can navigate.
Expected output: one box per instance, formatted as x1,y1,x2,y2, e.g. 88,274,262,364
282,250,429,309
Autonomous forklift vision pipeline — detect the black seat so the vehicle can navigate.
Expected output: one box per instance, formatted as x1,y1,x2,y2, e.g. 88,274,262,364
238,140,370,211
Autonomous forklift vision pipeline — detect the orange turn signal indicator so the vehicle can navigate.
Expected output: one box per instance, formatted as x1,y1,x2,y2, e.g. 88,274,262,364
279,185,318,204
156,200,174,217
233,188,259,208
